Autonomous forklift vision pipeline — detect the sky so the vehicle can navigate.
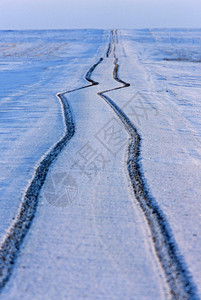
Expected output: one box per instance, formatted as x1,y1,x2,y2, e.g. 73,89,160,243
0,0,201,29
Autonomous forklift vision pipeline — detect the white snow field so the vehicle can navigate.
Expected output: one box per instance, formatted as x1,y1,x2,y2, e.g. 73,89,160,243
0,29,201,299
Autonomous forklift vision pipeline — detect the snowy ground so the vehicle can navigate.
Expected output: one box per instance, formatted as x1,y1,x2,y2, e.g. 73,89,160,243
0,29,201,299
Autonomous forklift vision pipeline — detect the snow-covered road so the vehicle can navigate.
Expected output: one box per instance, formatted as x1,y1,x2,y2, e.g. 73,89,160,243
0,29,201,299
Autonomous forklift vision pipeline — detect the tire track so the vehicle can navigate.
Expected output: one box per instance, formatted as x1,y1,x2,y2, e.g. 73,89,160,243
98,30,198,299
106,30,113,58
1,29,197,299
0,54,105,290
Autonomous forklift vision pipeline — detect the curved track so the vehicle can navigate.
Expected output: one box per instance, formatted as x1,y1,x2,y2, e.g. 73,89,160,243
98,30,198,299
0,30,198,299
0,54,103,291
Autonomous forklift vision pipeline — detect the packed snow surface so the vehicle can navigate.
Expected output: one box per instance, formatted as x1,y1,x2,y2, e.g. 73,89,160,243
0,29,201,299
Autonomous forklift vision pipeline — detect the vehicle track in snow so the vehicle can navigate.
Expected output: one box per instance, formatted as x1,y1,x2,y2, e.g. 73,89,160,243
98,30,198,299
0,29,198,299
0,55,104,290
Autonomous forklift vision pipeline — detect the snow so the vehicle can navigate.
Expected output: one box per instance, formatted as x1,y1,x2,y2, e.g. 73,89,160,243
0,29,108,242
0,29,201,299
117,29,201,297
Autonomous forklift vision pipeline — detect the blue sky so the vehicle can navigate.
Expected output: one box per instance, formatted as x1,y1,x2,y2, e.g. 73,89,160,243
0,0,201,29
